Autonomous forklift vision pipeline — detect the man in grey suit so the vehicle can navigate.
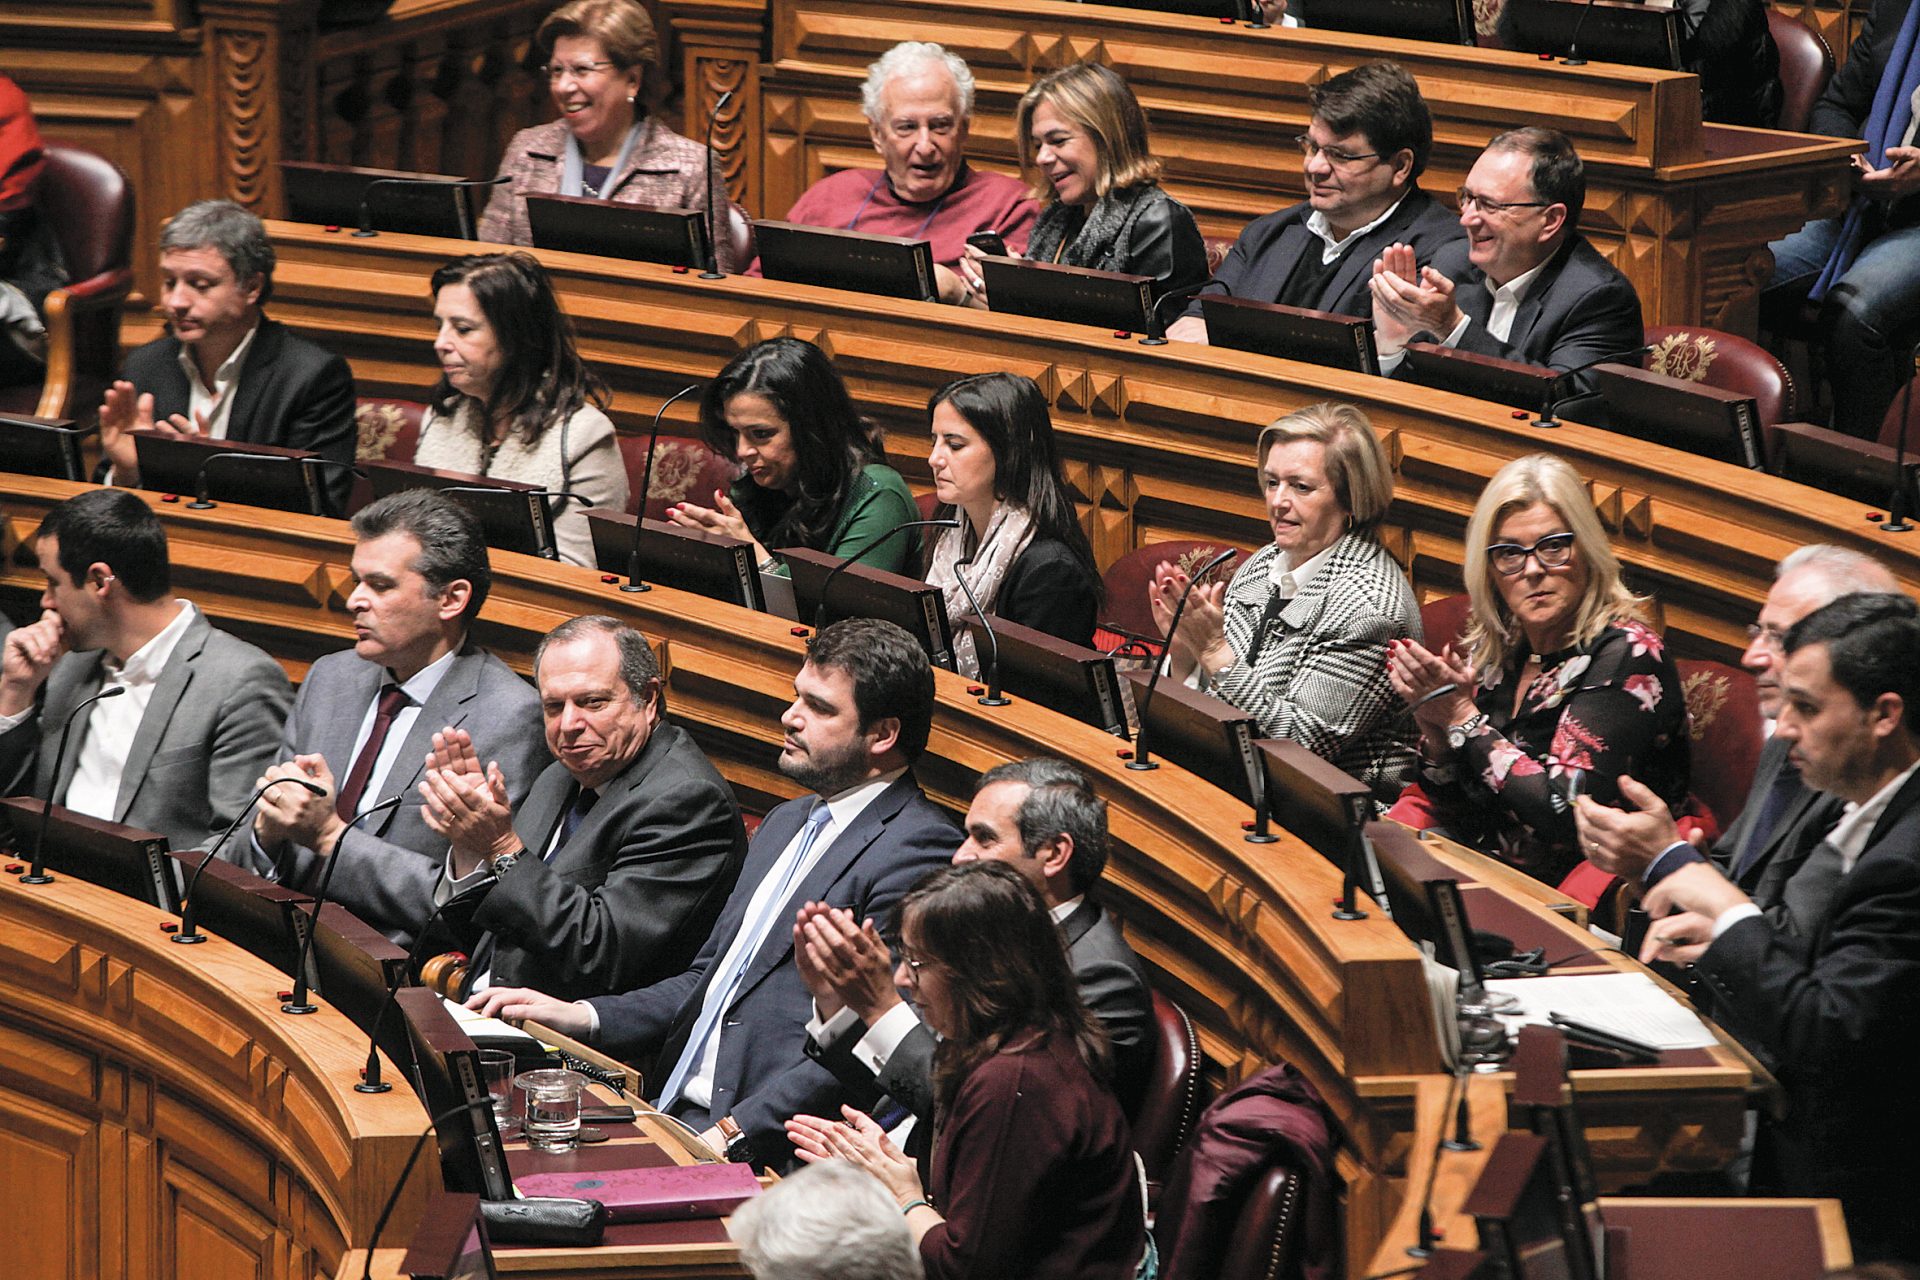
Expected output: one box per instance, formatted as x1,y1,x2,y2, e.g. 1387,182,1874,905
795,756,1152,1134
1577,544,1901,935
245,490,545,947
0,488,291,851
418,615,748,1002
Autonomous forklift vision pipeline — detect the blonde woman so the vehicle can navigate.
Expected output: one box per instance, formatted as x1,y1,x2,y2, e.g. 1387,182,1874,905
1151,402,1422,800
957,62,1206,307
1386,453,1689,885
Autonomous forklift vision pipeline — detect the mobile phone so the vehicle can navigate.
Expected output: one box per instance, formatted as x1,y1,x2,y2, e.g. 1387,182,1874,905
966,231,1009,256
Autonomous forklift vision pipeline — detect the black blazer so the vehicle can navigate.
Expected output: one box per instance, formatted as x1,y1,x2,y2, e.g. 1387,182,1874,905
119,316,358,515
1423,234,1644,399
998,536,1100,649
471,721,749,1002
586,772,959,1163
1186,186,1464,321
1710,735,1845,932
1695,765,1920,1262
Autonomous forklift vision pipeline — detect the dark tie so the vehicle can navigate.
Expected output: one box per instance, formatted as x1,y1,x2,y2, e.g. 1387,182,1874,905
554,786,599,856
1732,755,1803,879
334,685,410,822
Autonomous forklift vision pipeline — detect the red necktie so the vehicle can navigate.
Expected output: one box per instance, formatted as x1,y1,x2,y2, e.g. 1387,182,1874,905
335,685,410,822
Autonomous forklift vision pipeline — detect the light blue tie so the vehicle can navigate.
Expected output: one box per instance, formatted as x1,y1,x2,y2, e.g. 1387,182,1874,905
656,800,832,1111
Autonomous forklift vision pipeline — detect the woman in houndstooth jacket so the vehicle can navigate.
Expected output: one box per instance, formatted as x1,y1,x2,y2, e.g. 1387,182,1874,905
1151,402,1422,801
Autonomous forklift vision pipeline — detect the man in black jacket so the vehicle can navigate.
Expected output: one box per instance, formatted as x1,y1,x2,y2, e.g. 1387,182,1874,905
1168,61,1460,343
1763,0,1920,440
97,199,357,513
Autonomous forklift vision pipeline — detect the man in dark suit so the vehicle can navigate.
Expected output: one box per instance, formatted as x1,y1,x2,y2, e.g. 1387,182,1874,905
1169,61,1461,343
795,756,1152,1133
95,200,357,514
1578,544,1900,935
1641,593,1920,1264
417,615,748,1002
471,618,958,1167
1370,126,1643,400
242,490,546,948
0,488,290,852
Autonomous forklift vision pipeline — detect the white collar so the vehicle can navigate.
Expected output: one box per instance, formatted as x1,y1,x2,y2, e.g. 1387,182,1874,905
1305,194,1407,260
1827,758,1920,873
176,319,261,394
1487,257,1550,307
1049,894,1085,925
1268,539,1341,598
106,600,196,686
390,646,460,706
817,767,906,831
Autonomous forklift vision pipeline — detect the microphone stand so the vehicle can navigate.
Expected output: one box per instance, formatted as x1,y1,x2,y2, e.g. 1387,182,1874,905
1560,0,1602,65
1138,281,1216,346
620,382,703,592
172,776,328,944
359,1098,498,1280
1880,337,1920,534
1406,1057,1476,1257
20,684,127,884
810,518,961,637
281,793,409,1015
699,89,735,280
1533,344,1652,429
356,881,492,1093
353,173,511,240
951,553,1007,706
1127,547,1237,772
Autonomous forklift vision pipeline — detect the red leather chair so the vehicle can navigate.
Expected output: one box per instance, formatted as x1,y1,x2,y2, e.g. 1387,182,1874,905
1132,990,1207,1208
915,489,940,521
1418,591,1472,656
1214,1163,1312,1280
1767,10,1835,134
349,396,429,514
0,145,135,422
1875,376,1920,451
1676,656,1763,835
1094,539,1248,655
1644,326,1798,430
1203,237,1234,276
615,433,740,521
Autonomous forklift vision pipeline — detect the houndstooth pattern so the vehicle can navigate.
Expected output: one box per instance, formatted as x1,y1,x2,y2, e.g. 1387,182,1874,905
1206,533,1422,799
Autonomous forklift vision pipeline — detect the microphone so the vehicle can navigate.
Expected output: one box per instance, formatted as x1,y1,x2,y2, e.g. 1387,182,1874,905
20,684,127,885
699,89,735,279
352,173,511,240
172,775,328,945
1406,1057,1477,1257
1126,547,1237,772
356,879,495,1093
1880,337,1920,534
281,792,410,1015
951,552,1008,707
1532,344,1652,429
1138,280,1219,346
809,518,960,636
1560,0,1602,65
620,382,703,593
359,1097,498,1280
433,485,597,561
184,454,363,515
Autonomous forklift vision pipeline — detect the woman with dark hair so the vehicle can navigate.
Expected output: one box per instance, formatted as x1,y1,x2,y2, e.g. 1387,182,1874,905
788,860,1148,1280
414,251,627,567
956,61,1206,309
667,337,917,575
921,372,1100,666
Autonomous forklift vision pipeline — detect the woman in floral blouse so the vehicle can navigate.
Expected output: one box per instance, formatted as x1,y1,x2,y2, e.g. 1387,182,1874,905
1385,453,1689,886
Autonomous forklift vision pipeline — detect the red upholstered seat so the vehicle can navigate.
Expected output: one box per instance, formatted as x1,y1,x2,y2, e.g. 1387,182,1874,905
1676,657,1762,834
1214,1163,1310,1280
1094,540,1248,655
1875,376,1920,451
0,145,135,422
615,433,740,521
1644,326,1798,430
349,397,429,514
1417,591,1472,655
1132,990,1207,1210
1203,236,1233,276
1768,10,1835,134
915,489,940,521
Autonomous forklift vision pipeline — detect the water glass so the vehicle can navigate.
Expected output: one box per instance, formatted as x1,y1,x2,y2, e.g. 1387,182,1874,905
516,1068,586,1151
477,1049,518,1131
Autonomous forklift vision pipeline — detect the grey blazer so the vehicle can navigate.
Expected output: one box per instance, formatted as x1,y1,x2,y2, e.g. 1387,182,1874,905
1206,533,1422,800
0,608,292,852
255,642,546,947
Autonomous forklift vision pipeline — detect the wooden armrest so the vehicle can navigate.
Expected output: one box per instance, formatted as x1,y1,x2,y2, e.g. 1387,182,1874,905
35,270,135,421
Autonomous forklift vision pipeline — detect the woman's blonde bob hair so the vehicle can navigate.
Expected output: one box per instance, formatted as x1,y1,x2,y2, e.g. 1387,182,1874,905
1253,402,1395,536
1460,453,1649,674
1015,63,1161,204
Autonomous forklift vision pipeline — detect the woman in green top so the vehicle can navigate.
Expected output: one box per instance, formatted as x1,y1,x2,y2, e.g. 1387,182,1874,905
666,337,917,575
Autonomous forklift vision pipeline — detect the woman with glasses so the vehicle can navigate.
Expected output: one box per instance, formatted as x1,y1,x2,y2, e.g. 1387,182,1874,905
1386,453,1688,886
477,0,740,266
786,861,1149,1280
1151,402,1421,801
953,62,1206,310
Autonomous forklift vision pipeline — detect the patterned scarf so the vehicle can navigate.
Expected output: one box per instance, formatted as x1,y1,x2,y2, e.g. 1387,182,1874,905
1811,0,1920,300
1024,184,1158,272
926,503,1037,679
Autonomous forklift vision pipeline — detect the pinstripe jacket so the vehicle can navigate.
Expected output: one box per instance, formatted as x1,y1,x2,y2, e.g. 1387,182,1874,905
1204,533,1421,800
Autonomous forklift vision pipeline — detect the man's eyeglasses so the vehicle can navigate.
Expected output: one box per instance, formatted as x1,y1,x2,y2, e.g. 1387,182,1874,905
1296,135,1380,167
1487,532,1576,575
542,61,617,81
1746,622,1790,650
1457,188,1550,217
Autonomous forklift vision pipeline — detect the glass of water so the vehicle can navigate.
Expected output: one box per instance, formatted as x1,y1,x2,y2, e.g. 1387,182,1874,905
515,1068,586,1151
478,1050,518,1134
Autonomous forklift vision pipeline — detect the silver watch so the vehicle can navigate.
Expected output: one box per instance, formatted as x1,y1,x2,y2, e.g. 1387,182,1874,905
489,849,522,876
1446,712,1490,752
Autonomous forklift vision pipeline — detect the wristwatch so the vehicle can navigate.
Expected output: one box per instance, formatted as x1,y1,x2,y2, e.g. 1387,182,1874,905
716,1114,754,1164
1446,712,1490,752
489,845,528,876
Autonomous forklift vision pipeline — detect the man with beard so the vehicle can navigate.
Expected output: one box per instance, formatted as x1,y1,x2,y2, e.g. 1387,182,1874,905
471,617,958,1168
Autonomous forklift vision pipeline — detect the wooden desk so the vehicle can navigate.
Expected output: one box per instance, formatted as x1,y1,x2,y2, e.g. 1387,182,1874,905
0,869,432,1280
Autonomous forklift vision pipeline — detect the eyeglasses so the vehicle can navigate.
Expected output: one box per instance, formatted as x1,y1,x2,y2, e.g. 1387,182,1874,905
895,948,928,973
1487,532,1576,575
542,60,617,81
1746,622,1790,650
1457,187,1550,217
1295,135,1380,167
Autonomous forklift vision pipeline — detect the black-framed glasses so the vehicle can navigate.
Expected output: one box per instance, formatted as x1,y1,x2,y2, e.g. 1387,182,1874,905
1295,135,1379,167
1457,187,1550,217
1487,532,1576,575
895,947,928,973
542,60,617,81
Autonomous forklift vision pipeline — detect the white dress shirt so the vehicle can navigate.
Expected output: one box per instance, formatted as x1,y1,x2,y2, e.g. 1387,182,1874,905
175,321,259,440
1305,195,1407,267
1378,255,1551,374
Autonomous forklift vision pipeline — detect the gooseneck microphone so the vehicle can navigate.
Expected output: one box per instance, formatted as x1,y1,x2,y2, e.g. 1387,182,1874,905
1127,547,1237,772
810,518,961,636
360,1097,498,1280
1560,0,1603,65
1139,280,1219,346
352,173,511,240
1406,1058,1478,1256
700,89,736,280
356,880,495,1093
281,792,409,1015
621,382,703,593
20,684,126,885
1533,344,1653,429
951,552,1007,706
172,775,328,945
1880,337,1920,534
